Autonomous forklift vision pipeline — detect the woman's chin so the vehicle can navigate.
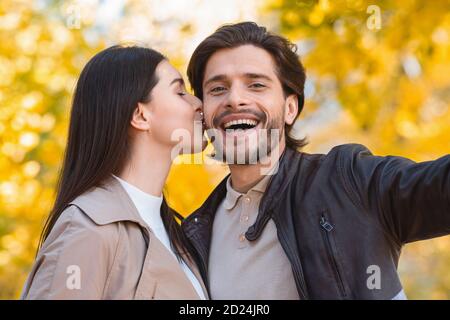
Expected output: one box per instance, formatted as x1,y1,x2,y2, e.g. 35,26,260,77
177,139,208,156
195,134,209,153
193,139,208,154
201,136,208,151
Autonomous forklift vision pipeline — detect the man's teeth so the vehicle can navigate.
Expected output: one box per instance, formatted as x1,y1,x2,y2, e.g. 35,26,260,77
223,119,258,129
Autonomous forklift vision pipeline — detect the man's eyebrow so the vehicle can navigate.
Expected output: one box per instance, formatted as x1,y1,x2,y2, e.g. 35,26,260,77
204,73,273,87
244,73,273,82
170,77,184,86
203,74,227,87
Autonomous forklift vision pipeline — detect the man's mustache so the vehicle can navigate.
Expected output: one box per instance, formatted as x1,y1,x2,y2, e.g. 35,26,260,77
212,109,267,128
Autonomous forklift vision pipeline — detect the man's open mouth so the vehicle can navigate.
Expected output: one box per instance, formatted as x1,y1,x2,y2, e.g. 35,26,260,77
222,119,259,131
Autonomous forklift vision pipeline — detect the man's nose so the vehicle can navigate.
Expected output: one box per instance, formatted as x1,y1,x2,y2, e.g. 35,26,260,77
225,85,250,110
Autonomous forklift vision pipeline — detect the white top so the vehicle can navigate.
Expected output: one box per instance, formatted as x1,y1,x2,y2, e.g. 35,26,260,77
113,175,206,300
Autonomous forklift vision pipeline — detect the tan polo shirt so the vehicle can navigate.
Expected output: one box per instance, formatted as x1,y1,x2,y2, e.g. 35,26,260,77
208,173,300,300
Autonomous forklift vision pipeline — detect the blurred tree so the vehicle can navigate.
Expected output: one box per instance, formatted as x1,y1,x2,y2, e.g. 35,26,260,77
0,0,448,299
0,0,105,298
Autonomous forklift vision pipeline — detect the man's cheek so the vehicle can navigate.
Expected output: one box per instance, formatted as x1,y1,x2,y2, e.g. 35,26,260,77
202,108,217,129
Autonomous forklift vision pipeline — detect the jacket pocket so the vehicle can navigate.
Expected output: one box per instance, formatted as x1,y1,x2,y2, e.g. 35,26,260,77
319,211,348,298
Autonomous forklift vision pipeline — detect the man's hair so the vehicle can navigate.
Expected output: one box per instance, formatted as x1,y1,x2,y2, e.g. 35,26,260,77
187,21,308,150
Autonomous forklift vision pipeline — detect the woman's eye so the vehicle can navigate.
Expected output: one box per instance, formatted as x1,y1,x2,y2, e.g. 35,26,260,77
177,89,188,96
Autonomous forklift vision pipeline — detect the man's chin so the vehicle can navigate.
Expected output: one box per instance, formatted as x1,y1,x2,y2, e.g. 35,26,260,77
210,146,261,165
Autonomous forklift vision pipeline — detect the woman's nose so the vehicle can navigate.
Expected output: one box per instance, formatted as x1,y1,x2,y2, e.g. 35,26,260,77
190,94,203,112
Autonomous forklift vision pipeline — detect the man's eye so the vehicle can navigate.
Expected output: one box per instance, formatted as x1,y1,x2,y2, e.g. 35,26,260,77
210,86,226,93
250,83,265,88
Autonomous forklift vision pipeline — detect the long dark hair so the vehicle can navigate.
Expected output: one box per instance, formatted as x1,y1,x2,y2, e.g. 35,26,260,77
187,21,308,150
39,45,192,260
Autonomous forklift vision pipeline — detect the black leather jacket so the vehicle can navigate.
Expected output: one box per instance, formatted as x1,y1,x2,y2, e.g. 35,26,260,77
181,144,450,299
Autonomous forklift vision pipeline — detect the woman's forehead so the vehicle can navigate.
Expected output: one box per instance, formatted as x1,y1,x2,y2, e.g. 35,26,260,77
156,60,182,83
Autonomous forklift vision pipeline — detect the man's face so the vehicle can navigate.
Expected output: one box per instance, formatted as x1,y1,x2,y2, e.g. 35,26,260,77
201,44,298,164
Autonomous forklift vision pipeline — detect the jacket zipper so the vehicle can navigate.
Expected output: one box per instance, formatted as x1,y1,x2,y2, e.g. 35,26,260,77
320,215,347,298
276,220,309,300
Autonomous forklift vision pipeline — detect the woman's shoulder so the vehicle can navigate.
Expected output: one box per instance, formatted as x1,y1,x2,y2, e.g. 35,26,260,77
41,204,121,254
22,205,122,300
68,177,147,227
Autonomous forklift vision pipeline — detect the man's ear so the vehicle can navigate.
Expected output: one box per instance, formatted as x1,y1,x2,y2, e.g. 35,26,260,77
284,94,298,125
130,102,152,131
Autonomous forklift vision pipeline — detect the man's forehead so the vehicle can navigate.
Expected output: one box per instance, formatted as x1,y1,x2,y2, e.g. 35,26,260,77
203,45,277,81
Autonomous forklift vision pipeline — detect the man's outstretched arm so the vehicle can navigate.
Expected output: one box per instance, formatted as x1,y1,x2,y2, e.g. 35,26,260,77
337,144,450,246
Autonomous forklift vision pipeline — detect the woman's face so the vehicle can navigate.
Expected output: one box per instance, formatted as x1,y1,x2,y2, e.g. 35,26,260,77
143,60,206,155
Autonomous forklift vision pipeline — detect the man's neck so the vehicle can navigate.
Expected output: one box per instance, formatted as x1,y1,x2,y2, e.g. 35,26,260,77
228,143,285,194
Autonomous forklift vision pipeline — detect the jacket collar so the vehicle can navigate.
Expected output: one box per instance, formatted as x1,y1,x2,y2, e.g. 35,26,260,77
182,147,303,281
246,147,303,240
223,168,274,210
69,175,150,230
184,147,301,233
70,175,210,299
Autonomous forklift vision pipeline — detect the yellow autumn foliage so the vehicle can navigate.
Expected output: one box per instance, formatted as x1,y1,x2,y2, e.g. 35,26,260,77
0,0,449,299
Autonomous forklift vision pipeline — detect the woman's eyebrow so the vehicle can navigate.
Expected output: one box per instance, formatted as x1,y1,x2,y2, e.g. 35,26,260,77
170,78,185,86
